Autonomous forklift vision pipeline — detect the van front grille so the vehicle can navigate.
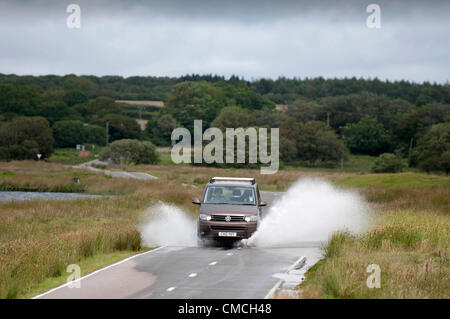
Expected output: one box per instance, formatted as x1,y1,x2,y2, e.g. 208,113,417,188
211,225,246,231
211,215,245,222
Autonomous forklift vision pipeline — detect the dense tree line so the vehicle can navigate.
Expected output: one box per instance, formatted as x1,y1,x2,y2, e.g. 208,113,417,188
0,85,144,158
1,73,448,105
158,81,449,171
253,77,450,105
0,74,448,172
162,81,275,132
0,74,177,101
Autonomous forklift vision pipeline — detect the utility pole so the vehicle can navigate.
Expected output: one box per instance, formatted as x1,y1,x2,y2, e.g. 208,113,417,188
408,137,414,161
339,126,347,169
106,121,109,146
326,112,330,126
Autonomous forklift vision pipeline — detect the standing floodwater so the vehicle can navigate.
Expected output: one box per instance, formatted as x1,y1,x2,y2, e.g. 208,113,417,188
0,191,102,202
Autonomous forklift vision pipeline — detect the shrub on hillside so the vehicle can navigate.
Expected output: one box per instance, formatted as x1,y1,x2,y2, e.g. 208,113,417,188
52,120,85,148
53,120,106,148
145,113,178,146
0,116,54,160
345,116,390,156
409,123,450,174
100,139,159,164
83,124,106,146
371,153,406,173
210,106,254,131
95,114,141,142
280,120,345,165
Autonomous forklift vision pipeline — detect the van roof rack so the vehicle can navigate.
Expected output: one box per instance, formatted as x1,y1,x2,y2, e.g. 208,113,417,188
210,177,255,185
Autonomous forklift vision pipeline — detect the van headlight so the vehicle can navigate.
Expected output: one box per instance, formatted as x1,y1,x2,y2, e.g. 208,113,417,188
199,214,211,221
245,215,258,222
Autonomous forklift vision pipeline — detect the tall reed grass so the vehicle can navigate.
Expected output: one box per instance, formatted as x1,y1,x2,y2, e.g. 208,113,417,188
300,206,449,298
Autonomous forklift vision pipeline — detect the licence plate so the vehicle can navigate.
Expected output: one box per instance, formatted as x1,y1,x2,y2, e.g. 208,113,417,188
218,232,237,237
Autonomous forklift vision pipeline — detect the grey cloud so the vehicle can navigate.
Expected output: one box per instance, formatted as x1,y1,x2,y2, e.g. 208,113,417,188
0,0,448,83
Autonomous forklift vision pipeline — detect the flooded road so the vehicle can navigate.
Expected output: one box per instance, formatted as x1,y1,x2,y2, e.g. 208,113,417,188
0,191,102,202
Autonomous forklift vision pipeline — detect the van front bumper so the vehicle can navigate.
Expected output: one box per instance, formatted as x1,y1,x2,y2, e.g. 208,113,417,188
198,220,258,239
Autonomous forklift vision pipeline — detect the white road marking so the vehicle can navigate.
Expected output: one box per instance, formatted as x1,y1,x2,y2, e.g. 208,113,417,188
32,246,167,299
166,287,176,292
188,273,197,278
265,256,308,299
226,253,233,256
209,261,217,266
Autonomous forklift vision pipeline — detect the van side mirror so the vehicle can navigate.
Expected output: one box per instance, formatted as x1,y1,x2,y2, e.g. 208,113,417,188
259,201,267,207
192,197,201,205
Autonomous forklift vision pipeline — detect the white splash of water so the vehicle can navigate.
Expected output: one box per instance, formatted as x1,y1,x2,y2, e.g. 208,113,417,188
248,178,369,247
139,203,197,247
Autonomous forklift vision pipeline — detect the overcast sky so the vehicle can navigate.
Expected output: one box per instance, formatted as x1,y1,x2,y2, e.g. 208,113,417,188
0,0,448,83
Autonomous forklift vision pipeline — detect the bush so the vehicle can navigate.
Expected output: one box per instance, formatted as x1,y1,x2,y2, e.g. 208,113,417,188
0,116,54,160
371,153,406,173
410,123,450,174
210,106,253,131
100,139,159,164
146,113,178,146
38,101,83,125
345,116,390,155
291,121,346,165
52,120,85,148
83,124,106,146
418,154,450,174
95,114,141,142
279,136,297,163
53,120,106,148
7,140,40,160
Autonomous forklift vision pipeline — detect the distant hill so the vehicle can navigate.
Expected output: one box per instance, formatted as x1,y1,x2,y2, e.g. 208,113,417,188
1,73,448,106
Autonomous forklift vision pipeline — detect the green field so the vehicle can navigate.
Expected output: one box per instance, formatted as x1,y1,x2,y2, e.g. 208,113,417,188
47,147,103,165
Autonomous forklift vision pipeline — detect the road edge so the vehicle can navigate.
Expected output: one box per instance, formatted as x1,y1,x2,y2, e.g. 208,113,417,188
264,256,307,299
32,246,167,299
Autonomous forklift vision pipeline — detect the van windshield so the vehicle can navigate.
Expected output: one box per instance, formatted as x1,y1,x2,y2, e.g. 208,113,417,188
203,186,256,205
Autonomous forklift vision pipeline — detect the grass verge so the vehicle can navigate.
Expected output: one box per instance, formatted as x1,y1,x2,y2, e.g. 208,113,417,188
299,209,449,298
